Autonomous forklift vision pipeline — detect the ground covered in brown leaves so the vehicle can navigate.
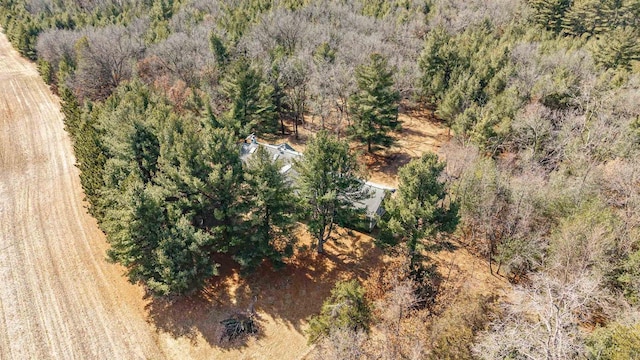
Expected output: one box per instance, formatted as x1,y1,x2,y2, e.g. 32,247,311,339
263,108,451,188
148,227,386,359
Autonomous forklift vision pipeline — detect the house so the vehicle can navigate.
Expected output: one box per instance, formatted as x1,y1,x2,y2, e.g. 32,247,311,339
353,181,396,231
239,136,395,231
240,136,302,179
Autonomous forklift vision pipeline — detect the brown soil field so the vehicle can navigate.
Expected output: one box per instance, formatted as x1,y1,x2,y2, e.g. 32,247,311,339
0,31,165,359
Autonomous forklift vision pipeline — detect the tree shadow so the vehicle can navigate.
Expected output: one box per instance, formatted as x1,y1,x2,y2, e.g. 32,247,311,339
365,152,413,180
399,124,429,138
144,229,385,350
425,240,458,253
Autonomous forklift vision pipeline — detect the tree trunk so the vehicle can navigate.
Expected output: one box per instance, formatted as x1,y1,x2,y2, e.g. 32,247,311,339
487,230,494,274
275,83,285,135
488,240,494,275
317,216,325,254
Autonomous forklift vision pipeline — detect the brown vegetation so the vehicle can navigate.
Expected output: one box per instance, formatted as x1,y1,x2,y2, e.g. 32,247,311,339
146,226,386,360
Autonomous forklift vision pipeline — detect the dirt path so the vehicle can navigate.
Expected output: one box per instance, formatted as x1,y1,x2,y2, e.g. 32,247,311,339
0,31,165,359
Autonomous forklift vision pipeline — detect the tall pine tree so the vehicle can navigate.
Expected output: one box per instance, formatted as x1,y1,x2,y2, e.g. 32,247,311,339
156,117,243,253
529,0,573,34
295,131,368,253
221,57,278,136
59,87,107,218
102,177,166,291
380,152,458,267
349,53,400,153
594,26,640,70
235,146,297,270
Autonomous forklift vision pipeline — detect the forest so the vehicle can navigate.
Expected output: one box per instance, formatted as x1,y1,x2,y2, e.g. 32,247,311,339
1,0,640,358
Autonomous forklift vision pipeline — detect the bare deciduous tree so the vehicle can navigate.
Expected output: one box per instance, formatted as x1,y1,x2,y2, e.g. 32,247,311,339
36,29,81,72
474,273,612,360
313,328,369,360
149,27,213,87
71,22,147,100
428,0,529,34
375,280,424,360
281,56,309,139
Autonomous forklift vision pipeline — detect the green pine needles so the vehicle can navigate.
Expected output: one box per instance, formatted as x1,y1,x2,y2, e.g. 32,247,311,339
348,53,401,153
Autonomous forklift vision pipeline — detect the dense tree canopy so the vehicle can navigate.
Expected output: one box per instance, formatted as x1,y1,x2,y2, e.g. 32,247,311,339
2,0,639,356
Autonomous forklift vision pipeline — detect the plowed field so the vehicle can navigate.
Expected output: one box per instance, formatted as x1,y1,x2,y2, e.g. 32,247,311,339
0,31,164,360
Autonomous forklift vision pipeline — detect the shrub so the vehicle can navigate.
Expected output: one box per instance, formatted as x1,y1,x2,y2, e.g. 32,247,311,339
307,280,372,344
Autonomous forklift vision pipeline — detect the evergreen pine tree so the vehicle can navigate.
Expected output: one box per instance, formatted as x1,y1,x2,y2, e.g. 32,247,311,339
74,109,107,219
595,26,640,70
380,152,459,266
97,81,165,188
236,146,297,270
209,33,229,68
156,119,244,255
145,0,172,43
295,131,368,254
348,53,400,153
103,177,165,289
221,57,277,136
151,215,219,295
306,280,372,344
60,86,107,218
529,0,573,34
92,83,230,295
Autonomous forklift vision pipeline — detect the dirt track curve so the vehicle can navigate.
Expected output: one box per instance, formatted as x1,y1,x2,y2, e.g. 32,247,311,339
0,31,165,359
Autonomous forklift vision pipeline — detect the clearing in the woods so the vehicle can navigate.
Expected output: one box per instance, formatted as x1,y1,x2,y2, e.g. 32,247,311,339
0,28,504,359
